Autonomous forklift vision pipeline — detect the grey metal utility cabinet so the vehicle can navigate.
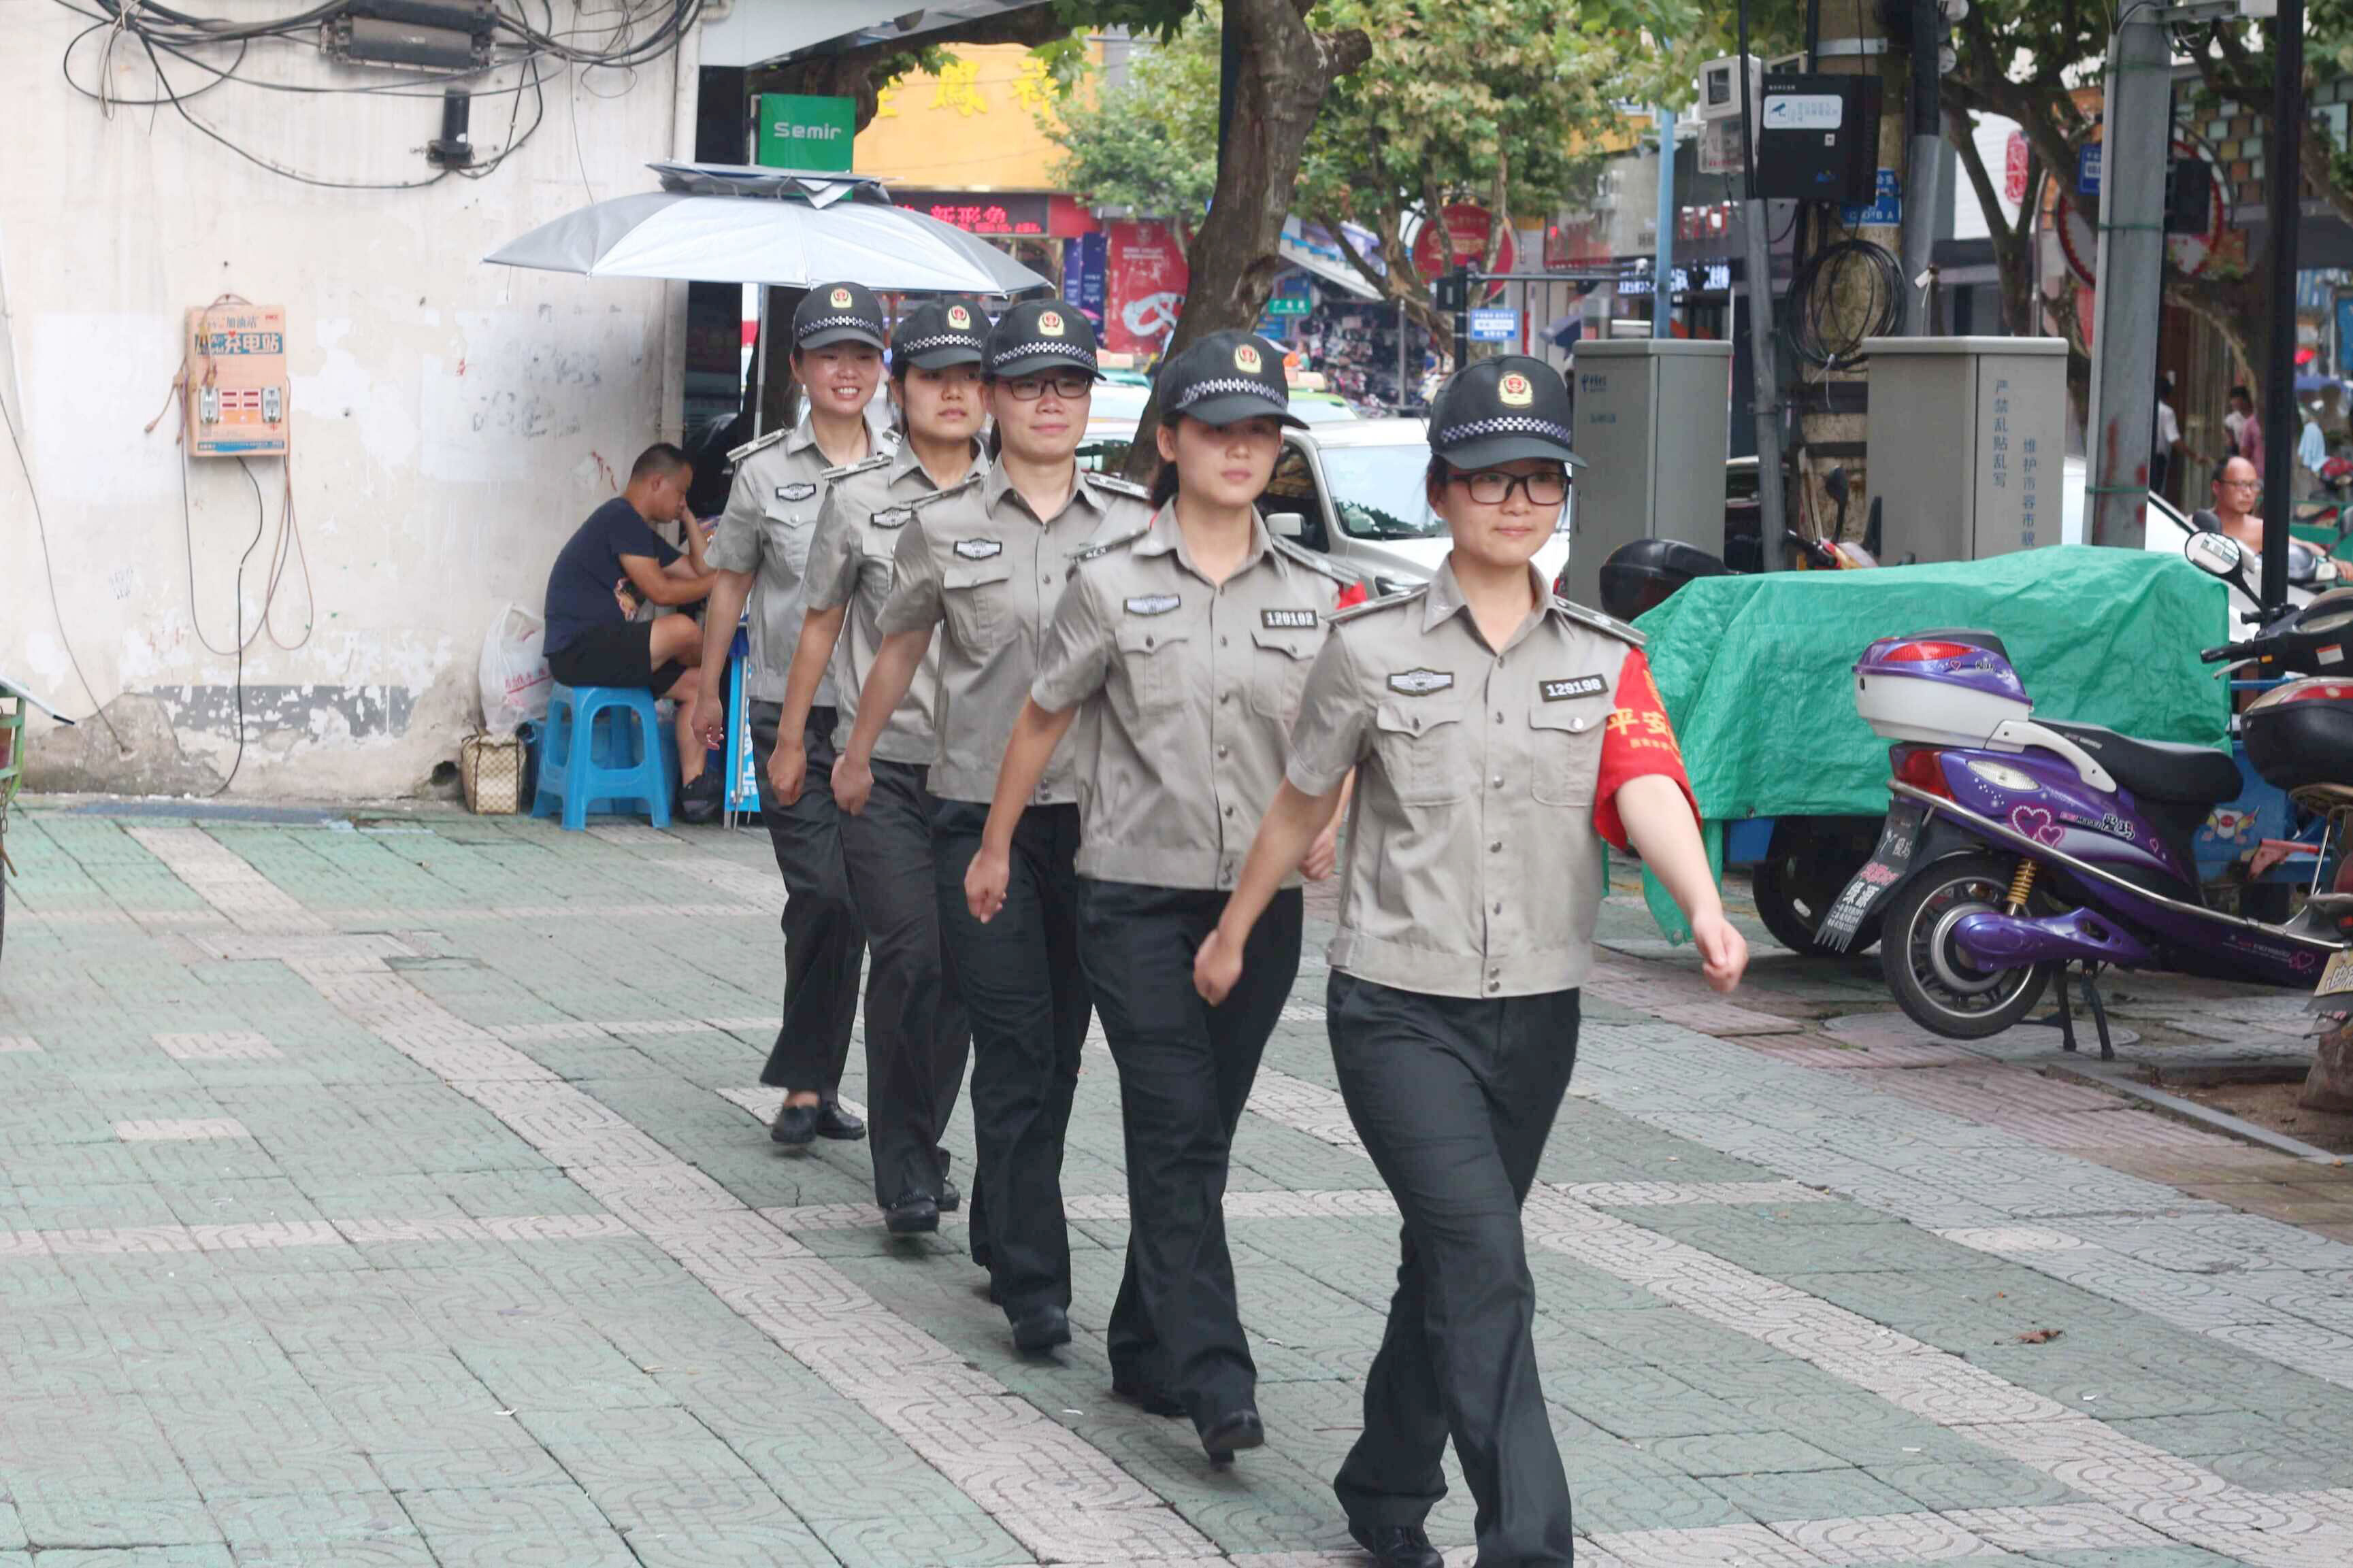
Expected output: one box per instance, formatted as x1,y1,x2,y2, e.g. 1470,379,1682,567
1860,336,2069,561
1566,339,1733,608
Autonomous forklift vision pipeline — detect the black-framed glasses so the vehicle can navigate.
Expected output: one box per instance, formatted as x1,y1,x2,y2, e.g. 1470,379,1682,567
1453,468,1570,506
1000,373,1094,402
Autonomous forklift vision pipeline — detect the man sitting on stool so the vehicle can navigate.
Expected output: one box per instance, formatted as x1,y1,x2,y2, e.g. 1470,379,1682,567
543,443,723,818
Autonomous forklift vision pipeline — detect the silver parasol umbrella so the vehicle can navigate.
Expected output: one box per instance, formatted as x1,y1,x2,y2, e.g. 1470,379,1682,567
484,163,1051,296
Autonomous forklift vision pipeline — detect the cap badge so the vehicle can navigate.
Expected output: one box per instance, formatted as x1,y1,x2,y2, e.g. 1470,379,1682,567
1038,310,1066,337
1498,372,1534,407
1234,343,1262,374
947,305,972,329
829,286,854,309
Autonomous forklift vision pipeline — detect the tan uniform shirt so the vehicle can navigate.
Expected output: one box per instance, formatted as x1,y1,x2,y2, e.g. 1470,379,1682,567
1285,561,1644,999
876,460,1155,805
710,416,891,705
1033,505,1350,890
804,442,989,766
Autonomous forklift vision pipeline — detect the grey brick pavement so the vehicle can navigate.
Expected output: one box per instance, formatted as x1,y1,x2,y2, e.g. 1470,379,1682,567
5,804,2353,1565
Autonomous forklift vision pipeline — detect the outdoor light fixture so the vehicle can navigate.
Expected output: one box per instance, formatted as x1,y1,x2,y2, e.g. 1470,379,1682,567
323,1,495,71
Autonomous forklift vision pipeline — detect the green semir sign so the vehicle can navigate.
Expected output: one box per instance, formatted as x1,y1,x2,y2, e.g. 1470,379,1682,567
755,94,856,172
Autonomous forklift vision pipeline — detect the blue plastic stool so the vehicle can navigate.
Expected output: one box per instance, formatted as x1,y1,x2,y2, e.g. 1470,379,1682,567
531,684,673,831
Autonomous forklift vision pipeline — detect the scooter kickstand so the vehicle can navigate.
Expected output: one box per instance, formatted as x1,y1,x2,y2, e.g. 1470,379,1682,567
2081,969,2116,1062
2052,964,2079,1054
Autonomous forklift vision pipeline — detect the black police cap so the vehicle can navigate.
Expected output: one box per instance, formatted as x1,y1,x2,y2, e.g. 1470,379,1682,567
1157,331,1303,429
891,298,987,371
794,282,888,352
985,299,1100,381
1429,356,1584,469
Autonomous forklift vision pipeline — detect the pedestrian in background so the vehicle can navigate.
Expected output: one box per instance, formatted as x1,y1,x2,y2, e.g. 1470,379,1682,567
695,282,891,1150
766,299,992,1236
966,332,1361,1461
838,299,1155,1354
1195,356,1747,1568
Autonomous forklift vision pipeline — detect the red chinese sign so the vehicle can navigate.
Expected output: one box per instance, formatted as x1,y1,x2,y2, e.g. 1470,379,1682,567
2003,131,2029,207
1104,220,1189,357
1411,203,1517,279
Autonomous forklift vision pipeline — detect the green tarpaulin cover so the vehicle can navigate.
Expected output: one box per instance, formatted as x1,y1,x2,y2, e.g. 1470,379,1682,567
1631,545,2233,938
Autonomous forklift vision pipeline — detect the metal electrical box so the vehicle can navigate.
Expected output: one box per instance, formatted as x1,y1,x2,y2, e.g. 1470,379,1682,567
1756,73,1882,205
1565,339,1733,607
1861,336,2069,561
185,303,291,458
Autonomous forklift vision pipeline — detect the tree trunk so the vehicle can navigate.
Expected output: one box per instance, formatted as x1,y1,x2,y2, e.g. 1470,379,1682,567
1119,1,1370,479
2303,1020,2353,1113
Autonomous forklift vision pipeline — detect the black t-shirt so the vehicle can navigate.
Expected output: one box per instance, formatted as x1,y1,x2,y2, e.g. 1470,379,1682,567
544,498,680,656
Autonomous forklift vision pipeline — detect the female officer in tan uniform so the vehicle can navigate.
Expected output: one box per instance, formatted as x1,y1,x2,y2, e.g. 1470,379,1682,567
838,299,1155,1354
967,331,1361,1463
765,299,991,1237
1196,356,1746,1568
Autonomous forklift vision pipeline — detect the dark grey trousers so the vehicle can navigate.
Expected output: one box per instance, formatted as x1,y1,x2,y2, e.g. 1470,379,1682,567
748,702,866,1102
932,800,1089,1318
1328,971,1581,1568
1084,879,1302,1435
840,758,970,1207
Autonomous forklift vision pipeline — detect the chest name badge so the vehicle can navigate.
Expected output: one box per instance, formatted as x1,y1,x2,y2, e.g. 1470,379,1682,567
776,482,819,503
953,538,1004,561
1541,675,1607,701
1125,593,1181,616
1387,668,1453,697
872,507,914,529
1262,608,1319,630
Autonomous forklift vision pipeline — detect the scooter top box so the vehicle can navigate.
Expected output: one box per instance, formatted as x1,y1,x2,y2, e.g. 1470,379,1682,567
2243,678,2353,795
1854,629,2035,748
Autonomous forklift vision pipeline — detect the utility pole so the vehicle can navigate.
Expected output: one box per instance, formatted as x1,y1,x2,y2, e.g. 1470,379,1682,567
1897,0,1944,333
2260,0,2305,611
2085,4,2171,549
1736,0,1790,549
1654,107,1677,339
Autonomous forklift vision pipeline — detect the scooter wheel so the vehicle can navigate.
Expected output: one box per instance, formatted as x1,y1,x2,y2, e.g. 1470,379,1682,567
1751,822,1884,956
1879,854,2052,1039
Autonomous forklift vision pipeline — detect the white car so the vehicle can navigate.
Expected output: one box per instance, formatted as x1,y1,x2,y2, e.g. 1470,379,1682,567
1260,418,1573,595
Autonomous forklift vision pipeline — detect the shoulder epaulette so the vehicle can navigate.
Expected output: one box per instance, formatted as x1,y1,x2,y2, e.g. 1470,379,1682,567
1332,584,1426,622
907,473,983,511
1086,471,1152,501
727,428,788,463
823,453,893,482
1267,535,1358,588
1067,526,1151,568
1552,596,1645,648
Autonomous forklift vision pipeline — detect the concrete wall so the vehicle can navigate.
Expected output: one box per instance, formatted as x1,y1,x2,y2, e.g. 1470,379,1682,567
0,5,695,798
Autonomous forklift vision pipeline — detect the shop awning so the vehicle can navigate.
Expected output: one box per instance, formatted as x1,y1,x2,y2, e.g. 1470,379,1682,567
1278,218,1384,301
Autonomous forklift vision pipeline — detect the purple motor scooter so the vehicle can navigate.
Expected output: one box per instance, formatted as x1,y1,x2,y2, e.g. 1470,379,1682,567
1819,550,2353,1055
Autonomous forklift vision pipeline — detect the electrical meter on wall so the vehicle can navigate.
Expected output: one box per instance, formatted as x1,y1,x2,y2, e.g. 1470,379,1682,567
186,304,290,457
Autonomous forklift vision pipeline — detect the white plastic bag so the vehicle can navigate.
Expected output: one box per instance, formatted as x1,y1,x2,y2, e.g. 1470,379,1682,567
478,603,551,735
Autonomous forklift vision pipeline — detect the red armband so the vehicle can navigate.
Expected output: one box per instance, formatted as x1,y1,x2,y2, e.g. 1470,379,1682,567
1336,579,1368,612
1592,647,1699,852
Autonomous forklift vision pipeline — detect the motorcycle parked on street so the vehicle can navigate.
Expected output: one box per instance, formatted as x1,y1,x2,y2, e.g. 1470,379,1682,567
1819,534,2353,1054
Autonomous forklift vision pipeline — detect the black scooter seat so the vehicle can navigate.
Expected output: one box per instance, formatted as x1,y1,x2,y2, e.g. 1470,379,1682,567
2041,722,2241,808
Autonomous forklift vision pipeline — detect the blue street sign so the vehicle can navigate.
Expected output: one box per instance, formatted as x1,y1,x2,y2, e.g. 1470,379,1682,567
1467,307,1517,342
2077,144,2102,197
1841,168,1902,227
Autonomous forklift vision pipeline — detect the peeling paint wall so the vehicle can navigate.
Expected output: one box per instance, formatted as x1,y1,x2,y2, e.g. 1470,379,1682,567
0,5,692,798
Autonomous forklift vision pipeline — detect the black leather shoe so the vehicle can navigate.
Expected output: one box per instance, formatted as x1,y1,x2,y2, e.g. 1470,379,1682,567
814,1102,866,1141
1110,1378,1185,1418
937,1178,961,1213
770,1100,818,1146
1200,1408,1264,1463
1009,1303,1070,1355
1349,1524,1443,1568
885,1191,939,1235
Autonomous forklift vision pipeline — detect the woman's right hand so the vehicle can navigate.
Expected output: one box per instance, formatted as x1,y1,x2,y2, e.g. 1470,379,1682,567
1193,927,1245,1005
965,845,1011,924
832,750,874,816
